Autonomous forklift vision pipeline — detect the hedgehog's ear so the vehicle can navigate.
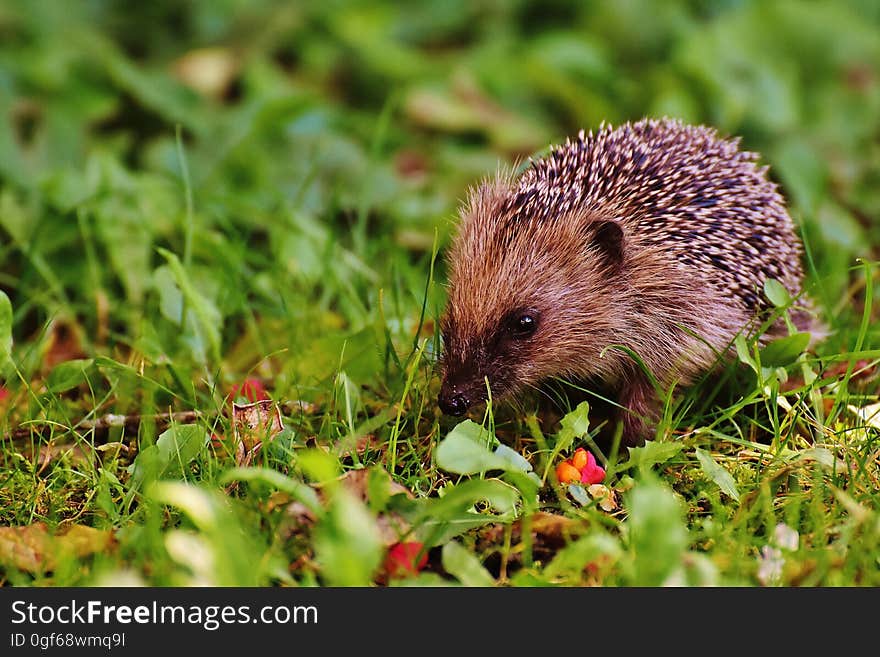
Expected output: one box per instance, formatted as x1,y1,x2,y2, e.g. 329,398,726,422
585,220,624,272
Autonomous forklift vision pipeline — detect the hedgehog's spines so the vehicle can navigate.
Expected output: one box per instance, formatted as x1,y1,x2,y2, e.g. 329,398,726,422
499,117,808,316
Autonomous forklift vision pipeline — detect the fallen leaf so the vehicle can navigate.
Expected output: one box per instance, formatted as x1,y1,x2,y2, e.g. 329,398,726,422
232,400,284,465
36,443,90,473
337,468,414,503
0,523,113,573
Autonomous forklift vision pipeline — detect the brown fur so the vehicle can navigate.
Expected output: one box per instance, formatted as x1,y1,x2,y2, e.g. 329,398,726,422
438,118,823,445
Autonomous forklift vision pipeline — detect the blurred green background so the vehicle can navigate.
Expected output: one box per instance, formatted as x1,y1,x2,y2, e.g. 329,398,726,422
1,0,879,392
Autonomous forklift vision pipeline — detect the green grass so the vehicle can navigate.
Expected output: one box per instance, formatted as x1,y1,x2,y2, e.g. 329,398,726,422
1,0,879,587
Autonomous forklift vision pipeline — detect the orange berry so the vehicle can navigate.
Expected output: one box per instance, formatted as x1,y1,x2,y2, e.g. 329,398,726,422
556,461,581,484
571,448,589,470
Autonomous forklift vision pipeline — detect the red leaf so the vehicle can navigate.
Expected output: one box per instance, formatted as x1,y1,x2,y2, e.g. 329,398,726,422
384,542,428,579
229,378,270,403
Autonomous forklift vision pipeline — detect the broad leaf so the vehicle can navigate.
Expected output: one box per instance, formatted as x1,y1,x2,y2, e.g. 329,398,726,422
129,424,207,489
626,476,688,586
763,278,791,308
46,359,95,394
760,332,810,367
436,420,531,475
619,440,683,471
441,541,495,587
694,447,740,501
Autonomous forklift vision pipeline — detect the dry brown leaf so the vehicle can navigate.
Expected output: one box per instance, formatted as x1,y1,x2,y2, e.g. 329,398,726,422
337,468,414,502
36,443,91,474
333,433,383,459
232,400,284,466
0,522,113,573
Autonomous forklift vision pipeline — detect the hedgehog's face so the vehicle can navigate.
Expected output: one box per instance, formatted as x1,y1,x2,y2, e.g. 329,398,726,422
438,184,626,417
438,305,544,416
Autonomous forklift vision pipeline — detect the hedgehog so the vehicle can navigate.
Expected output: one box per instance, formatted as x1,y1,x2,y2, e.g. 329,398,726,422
438,117,822,445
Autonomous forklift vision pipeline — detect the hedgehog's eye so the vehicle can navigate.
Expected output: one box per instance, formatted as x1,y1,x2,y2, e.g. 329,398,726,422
506,311,539,339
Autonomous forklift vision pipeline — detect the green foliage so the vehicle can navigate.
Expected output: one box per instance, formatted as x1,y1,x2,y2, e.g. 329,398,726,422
129,424,208,491
0,291,12,370
313,488,383,587
624,476,690,586
435,419,536,480
441,541,495,587
694,447,741,502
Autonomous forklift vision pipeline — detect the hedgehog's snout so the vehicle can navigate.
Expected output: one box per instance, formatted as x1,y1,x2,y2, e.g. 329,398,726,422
439,391,469,416
439,368,481,416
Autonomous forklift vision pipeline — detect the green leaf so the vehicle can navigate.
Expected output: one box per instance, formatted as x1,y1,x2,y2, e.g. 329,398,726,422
618,440,682,472
763,278,791,308
559,401,591,440
391,478,519,546
156,424,208,477
694,448,741,502
129,424,207,489
410,479,520,525
735,333,758,374
153,265,183,324
313,488,382,586
156,248,222,365
626,475,688,586
435,420,509,475
760,332,811,367
441,541,495,587
544,534,622,579
46,359,95,394
0,290,11,367
491,443,535,475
